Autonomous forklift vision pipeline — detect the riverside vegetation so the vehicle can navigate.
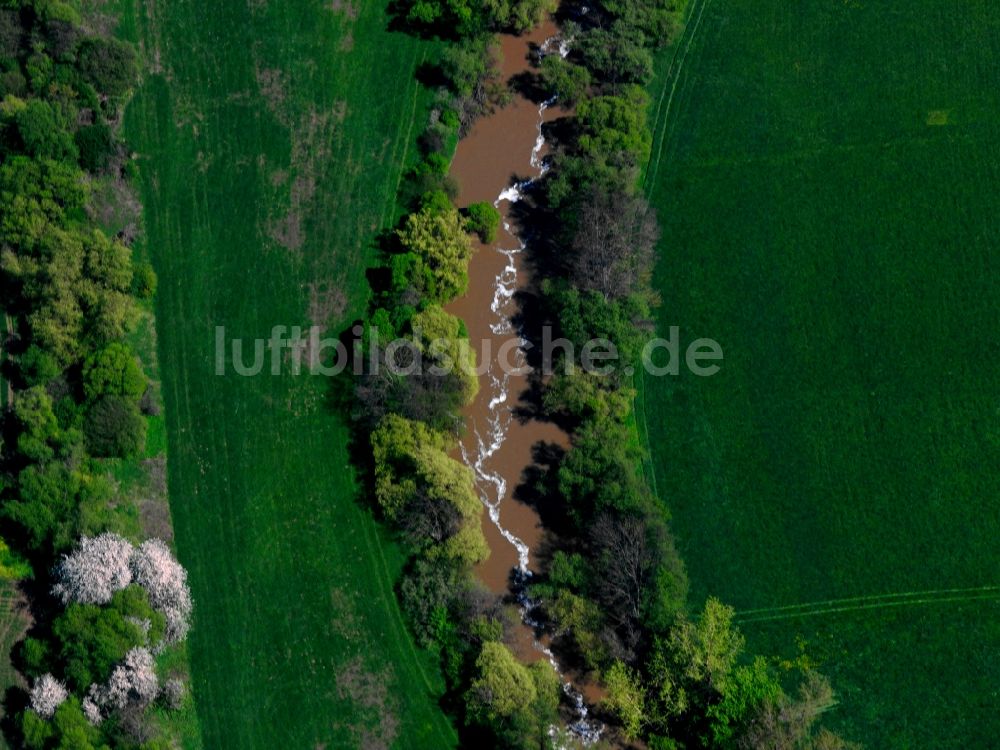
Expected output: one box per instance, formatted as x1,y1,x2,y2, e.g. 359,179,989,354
0,1,198,748
357,0,860,748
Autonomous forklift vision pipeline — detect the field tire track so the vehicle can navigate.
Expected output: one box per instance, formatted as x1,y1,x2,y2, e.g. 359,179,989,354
736,585,1000,624
644,0,715,193
634,0,715,504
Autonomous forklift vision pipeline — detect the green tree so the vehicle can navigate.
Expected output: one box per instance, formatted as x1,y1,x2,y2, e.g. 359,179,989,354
396,202,475,303
2,96,78,162
75,37,138,98
74,122,115,173
482,0,556,33
602,660,645,739
53,586,164,691
466,641,537,725
371,414,487,564
83,342,146,403
463,201,500,243
646,598,745,725
84,395,146,458
576,85,652,171
540,55,591,106
706,657,782,746
14,386,62,462
410,305,478,404
5,464,114,552
578,22,655,87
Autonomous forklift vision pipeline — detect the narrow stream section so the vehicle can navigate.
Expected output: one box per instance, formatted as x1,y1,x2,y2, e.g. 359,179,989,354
446,23,603,746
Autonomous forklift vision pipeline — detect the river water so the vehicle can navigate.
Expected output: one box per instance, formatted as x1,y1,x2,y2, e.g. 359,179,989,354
445,21,603,745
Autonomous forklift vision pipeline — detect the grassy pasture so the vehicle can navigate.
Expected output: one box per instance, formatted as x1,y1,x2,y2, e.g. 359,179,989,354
641,0,1000,746
117,0,456,747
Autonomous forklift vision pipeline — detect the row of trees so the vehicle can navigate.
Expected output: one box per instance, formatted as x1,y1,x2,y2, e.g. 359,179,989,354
0,2,195,748
344,8,576,746
521,1,859,748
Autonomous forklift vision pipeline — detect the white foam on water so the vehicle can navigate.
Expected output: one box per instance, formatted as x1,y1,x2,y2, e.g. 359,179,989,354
458,41,602,744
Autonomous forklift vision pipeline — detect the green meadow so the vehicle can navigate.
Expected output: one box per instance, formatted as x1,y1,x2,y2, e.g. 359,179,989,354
117,0,455,747
641,0,1000,746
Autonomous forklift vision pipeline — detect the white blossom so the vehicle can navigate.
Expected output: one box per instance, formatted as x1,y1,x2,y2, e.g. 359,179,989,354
81,693,103,726
29,674,68,719
52,533,135,606
161,678,185,710
96,647,159,711
129,539,192,644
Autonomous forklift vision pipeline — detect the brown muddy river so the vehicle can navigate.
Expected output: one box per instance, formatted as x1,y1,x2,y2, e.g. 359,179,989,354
445,20,606,745
447,20,565,641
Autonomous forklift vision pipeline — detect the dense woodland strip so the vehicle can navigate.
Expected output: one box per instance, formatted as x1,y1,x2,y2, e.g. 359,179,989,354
0,1,196,748
353,1,861,748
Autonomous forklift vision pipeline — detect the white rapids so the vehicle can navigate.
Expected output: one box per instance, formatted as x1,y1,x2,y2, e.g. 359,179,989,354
458,35,603,748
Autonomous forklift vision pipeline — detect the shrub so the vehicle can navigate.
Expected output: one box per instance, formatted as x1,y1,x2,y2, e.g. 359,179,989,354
84,395,146,458
83,342,146,402
75,37,138,98
75,122,115,172
540,55,591,106
463,201,500,244
132,260,157,299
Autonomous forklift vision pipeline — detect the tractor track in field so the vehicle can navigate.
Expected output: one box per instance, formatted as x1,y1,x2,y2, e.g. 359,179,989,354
736,585,1000,624
643,0,715,194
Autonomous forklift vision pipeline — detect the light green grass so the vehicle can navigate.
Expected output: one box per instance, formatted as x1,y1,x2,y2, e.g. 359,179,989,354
116,0,456,747
642,1,1000,746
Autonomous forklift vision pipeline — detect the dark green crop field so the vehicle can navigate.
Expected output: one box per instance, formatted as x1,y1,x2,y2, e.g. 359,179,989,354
117,0,455,747
641,0,1000,746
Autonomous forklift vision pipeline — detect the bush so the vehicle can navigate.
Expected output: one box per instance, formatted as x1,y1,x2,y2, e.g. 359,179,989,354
483,0,556,33
76,37,138,99
84,395,146,458
83,342,146,403
463,201,500,244
132,260,157,299
540,55,591,106
75,122,115,172
12,98,78,162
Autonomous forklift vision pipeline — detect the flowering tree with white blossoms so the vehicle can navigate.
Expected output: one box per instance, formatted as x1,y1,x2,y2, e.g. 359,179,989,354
81,694,103,726
129,539,193,644
41,534,195,729
29,674,68,719
51,533,134,606
51,534,193,645
92,647,159,712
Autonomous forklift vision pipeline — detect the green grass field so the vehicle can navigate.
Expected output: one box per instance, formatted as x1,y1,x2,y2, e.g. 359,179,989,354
641,0,1000,746
117,1,456,747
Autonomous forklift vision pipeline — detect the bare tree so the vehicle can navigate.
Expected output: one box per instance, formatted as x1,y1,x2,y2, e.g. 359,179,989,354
737,671,854,750
590,512,654,650
398,487,462,548
571,189,659,301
